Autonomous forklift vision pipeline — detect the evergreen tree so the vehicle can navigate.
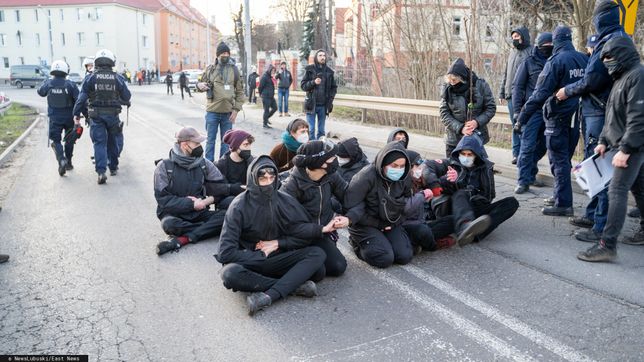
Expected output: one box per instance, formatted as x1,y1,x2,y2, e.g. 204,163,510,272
300,1,317,61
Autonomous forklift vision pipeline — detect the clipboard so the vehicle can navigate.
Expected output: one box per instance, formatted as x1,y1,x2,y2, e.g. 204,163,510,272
573,149,617,199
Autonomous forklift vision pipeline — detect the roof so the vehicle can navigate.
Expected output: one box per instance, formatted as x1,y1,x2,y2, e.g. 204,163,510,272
0,0,164,12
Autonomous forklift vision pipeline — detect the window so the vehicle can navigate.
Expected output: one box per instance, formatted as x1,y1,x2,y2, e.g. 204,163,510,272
95,32,103,46
0,10,4,22
19,56,24,65
142,14,147,25
61,33,66,46
95,8,103,20
15,10,20,22
36,33,40,46
77,32,85,46
60,9,64,21
485,24,493,41
142,35,148,48
16,31,22,46
3,57,9,68
34,9,39,22
77,8,84,21
484,58,492,72
0,34,6,46
452,16,461,36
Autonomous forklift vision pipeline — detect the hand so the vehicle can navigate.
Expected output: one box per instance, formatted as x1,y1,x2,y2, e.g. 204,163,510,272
594,144,607,157
333,216,350,229
612,151,630,168
314,78,322,85
446,166,458,183
422,189,434,201
229,111,238,123
188,196,205,210
322,218,338,233
382,226,392,232
462,125,474,136
240,185,247,190
197,82,210,91
513,121,522,134
555,88,568,101
74,116,82,125
256,240,279,256
466,120,478,130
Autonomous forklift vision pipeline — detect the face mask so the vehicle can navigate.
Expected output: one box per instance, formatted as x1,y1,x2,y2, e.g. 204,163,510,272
189,145,204,158
258,184,273,197
386,167,405,181
324,159,339,174
603,59,622,76
538,45,553,58
220,56,230,64
296,133,309,144
412,168,422,179
238,149,252,160
338,157,351,166
459,155,475,168
512,39,522,48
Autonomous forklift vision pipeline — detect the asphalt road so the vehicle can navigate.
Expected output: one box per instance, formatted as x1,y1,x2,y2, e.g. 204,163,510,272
0,84,643,362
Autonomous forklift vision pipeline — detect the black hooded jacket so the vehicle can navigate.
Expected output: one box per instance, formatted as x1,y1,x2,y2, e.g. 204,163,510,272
215,156,325,265
258,64,275,99
598,37,644,154
301,50,338,112
500,26,532,99
424,136,496,203
344,142,412,229
386,128,410,148
338,137,370,183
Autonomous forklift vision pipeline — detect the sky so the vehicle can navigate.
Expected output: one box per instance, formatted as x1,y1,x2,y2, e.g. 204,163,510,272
191,0,351,35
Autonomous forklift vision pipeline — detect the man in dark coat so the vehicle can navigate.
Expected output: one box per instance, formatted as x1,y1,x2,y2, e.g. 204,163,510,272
164,71,174,95
215,155,339,315
301,49,338,140
337,137,370,183
258,64,277,128
516,26,588,216
247,68,259,104
578,37,644,262
275,61,293,116
179,71,192,100
512,32,552,194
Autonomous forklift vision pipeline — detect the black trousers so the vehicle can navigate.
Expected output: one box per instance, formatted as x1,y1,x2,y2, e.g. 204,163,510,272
166,83,173,94
248,87,256,103
312,235,347,277
220,246,326,299
180,85,191,99
160,209,225,242
434,190,519,241
262,97,277,125
403,216,455,251
349,225,413,268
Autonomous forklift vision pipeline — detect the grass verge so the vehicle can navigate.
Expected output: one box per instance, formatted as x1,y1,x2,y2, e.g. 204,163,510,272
0,103,38,155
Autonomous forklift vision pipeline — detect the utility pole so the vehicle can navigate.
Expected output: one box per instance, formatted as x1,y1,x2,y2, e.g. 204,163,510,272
244,0,251,82
206,2,211,66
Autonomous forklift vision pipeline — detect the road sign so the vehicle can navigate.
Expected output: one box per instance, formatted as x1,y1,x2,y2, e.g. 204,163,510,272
617,0,640,35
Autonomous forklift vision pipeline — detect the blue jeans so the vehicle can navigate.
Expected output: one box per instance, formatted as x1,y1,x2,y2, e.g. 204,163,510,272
205,112,232,161
508,98,520,158
89,115,120,174
517,112,546,186
306,105,327,140
582,115,608,232
278,88,289,113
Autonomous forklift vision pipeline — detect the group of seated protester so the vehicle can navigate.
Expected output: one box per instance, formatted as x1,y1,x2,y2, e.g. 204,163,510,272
154,124,519,315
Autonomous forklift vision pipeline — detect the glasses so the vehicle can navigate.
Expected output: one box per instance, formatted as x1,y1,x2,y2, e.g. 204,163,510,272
257,168,276,178
309,140,336,158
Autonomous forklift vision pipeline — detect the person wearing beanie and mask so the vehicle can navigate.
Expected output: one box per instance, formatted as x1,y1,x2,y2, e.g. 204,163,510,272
270,118,310,172
425,136,519,246
578,37,644,262
154,127,228,256
500,26,532,164
343,142,415,268
555,1,629,240
198,42,245,161
512,32,552,194
440,58,496,157
387,128,410,149
337,137,370,183
301,49,338,140
282,140,349,276
517,26,588,217
258,64,278,128
214,129,255,209
216,156,341,315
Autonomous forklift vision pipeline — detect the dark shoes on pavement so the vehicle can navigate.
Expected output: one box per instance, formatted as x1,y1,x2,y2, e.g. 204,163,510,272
542,206,573,216
110,169,118,176
156,239,181,255
569,216,594,228
514,184,529,194
65,162,74,171
456,215,491,247
628,207,641,218
247,292,272,316
623,229,644,245
0,254,9,263
291,280,318,298
97,173,107,185
543,197,555,206
531,179,545,187
577,241,616,262
574,229,601,243
58,159,67,176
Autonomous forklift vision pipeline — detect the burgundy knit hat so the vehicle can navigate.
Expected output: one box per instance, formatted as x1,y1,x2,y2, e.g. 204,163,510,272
223,129,252,151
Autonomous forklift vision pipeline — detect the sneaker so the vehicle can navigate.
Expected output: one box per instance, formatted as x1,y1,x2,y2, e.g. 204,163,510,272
65,163,74,171
514,184,529,194
97,173,107,185
110,169,118,176
577,241,616,262
542,206,573,216
413,244,423,255
156,239,181,255
435,236,456,250
569,216,594,228
457,215,491,247
291,280,317,298
0,254,9,263
622,229,644,245
247,292,272,316
574,229,601,243
511,157,517,165
543,197,555,206
627,208,641,218
263,124,272,129
531,179,545,187
58,159,67,176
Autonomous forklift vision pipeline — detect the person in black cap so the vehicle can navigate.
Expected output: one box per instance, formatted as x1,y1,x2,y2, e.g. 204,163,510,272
216,156,340,315
154,127,228,256
440,58,496,157
282,140,349,277
337,137,370,183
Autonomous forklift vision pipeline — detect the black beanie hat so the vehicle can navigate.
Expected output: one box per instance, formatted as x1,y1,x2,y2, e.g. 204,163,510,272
447,58,469,81
293,140,338,169
406,150,422,166
382,150,406,167
217,42,231,57
337,137,362,160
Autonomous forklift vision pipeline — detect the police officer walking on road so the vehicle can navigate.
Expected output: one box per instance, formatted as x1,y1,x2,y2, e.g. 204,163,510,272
37,60,80,176
73,49,131,185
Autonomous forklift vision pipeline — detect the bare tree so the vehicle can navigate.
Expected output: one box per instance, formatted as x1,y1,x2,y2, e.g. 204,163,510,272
271,0,310,49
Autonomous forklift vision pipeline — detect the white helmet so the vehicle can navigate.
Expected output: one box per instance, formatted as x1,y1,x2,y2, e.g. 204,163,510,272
94,49,116,66
82,57,94,67
50,60,70,75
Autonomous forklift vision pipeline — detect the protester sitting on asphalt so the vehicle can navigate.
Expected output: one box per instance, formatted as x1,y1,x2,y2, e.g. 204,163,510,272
343,141,415,268
440,58,496,157
337,137,370,183
387,127,410,149
215,155,341,315
282,140,349,277
213,129,255,209
578,36,644,262
425,136,520,246
270,118,310,172
154,127,228,256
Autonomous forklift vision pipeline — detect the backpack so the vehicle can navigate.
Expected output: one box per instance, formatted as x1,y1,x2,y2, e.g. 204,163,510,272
154,158,208,190
206,62,240,86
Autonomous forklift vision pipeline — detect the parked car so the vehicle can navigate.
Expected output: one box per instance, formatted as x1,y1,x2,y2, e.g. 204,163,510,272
9,65,49,88
68,73,83,85
171,69,203,91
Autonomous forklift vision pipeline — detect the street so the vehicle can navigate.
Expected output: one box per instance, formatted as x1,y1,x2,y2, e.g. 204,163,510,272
0,84,643,361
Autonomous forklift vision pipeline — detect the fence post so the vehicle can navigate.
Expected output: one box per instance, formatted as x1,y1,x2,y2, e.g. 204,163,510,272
361,108,367,124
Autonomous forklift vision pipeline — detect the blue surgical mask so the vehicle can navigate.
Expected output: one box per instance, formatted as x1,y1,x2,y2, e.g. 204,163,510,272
459,155,475,168
386,167,405,181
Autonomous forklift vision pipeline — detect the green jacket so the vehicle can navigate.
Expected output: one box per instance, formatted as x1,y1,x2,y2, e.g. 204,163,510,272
202,62,245,113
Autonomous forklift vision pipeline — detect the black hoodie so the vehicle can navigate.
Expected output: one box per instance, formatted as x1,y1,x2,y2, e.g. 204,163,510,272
500,26,532,99
337,137,370,183
215,156,325,264
344,142,412,229
386,127,410,148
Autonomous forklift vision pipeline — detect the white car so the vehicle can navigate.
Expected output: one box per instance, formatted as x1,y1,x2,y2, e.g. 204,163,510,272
172,69,202,90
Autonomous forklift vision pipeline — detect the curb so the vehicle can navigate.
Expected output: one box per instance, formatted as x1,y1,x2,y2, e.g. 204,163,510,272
0,109,43,167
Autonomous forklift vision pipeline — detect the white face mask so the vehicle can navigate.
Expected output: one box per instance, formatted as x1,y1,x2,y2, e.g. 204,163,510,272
412,168,422,179
338,157,351,166
296,133,309,144
459,155,475,168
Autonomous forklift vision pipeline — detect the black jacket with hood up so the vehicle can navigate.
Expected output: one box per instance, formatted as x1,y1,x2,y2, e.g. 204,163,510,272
337,137,370,183
215,156,325,265
500,26,532,99
344,141,412,229
258,64,275,99
386,127,410,148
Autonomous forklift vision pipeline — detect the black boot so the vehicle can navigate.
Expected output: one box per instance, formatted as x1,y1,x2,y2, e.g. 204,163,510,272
456,215,491,247
58,159,67,176
514,184,529,194
291,281,317,298
542,206,573,216
569,216,594,228
247,292,272,316
577,241,616,262
97,173,107,184
156,238,181,255
574,229,601,243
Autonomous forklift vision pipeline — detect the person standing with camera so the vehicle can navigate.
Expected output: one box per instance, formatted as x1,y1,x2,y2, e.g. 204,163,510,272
197,42,245,162
301,49,337,140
